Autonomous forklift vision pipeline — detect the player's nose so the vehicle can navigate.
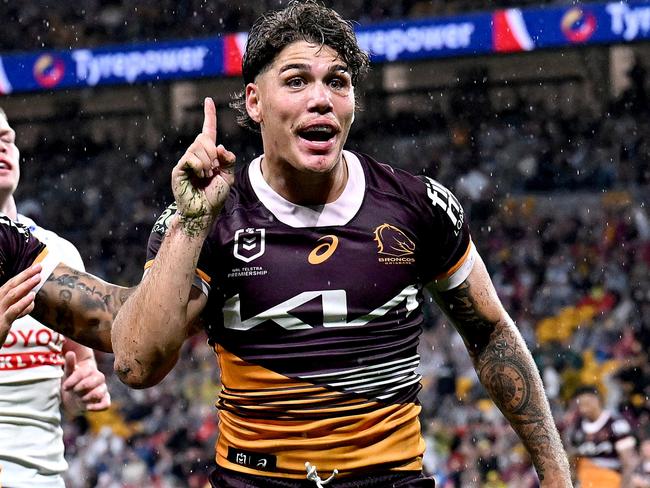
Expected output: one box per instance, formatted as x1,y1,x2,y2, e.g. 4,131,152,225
307,82,333,114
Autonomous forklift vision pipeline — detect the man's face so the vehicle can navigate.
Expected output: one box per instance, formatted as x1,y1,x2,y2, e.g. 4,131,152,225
246,40,355,175
576,392,602,421
0,114,19,194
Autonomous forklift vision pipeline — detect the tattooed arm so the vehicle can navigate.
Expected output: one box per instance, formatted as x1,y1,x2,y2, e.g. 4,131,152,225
112,97,233,389
32,263,133,353
428,253,572,487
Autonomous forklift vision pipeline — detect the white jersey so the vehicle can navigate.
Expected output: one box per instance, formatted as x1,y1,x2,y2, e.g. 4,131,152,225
0,215,83,488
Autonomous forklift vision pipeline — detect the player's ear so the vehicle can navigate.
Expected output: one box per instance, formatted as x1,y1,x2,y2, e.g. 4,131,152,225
246,83,263,124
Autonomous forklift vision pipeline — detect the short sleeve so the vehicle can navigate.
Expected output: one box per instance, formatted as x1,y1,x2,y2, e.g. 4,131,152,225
0,215,56,291
416,176,477,291
144,203,212,297
612,416,636,452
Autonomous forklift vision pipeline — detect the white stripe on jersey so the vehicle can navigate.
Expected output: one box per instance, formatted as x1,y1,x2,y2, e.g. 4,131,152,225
302,355,422,400
431,241,478,291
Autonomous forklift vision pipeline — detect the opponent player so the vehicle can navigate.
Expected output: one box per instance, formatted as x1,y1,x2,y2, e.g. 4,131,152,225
0,107,114,487
567,386,637,487
111,2,572,486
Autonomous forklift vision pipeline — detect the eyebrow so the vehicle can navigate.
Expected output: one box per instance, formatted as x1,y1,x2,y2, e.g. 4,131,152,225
278,63,349,75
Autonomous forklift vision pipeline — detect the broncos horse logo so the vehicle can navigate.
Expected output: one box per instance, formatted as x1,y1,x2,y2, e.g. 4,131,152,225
373,224,415,257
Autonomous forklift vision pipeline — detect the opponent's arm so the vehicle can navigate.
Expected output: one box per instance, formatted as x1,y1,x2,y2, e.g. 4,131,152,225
32,263,133,353
112,97,235,389
429,254,572,487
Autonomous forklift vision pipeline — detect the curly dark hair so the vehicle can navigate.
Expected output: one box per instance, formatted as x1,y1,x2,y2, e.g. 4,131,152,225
230,0,370,132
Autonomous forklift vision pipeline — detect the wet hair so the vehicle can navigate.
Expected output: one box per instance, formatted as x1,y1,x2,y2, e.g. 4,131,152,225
230,0,370,132
573,385,602,400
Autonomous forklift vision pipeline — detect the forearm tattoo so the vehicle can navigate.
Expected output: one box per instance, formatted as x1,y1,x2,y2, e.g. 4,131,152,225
33,266,133,352
437,282,567,482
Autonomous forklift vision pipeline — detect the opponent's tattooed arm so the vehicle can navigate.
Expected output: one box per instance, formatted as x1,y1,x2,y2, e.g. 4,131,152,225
430,254,571,487
32,264,133,353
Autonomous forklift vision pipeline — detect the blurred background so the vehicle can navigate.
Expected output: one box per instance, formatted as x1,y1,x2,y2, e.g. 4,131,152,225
1,1,649,486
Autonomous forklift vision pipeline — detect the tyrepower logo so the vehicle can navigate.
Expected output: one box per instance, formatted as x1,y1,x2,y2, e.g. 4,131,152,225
71,46,209,86
33,54,65,88
374,224,415,265
561,7,597,43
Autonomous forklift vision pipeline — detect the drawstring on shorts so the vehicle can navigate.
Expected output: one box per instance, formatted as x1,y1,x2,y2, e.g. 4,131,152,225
305,461,338,487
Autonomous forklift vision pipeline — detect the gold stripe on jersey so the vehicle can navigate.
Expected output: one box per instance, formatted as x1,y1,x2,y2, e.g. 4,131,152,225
214,345,424,478
32,247,49,265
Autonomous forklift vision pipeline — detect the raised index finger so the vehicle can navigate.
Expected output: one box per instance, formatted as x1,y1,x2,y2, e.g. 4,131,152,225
202,97,217,144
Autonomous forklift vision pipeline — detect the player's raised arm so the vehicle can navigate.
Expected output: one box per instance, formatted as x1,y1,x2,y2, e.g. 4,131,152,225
428,254,572,487
112,97,236,389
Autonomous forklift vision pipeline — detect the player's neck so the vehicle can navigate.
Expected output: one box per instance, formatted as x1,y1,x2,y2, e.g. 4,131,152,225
261,155,348,206
0,193,17,220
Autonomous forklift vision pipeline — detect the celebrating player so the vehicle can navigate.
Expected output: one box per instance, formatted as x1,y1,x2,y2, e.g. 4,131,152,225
112,1,572,486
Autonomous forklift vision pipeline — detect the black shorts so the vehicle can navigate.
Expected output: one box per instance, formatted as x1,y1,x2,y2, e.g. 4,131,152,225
209,466,436,487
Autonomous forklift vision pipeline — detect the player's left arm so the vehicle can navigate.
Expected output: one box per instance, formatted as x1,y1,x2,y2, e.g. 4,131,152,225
61,339,110,415
428,253,572,487
32,263,134,353
616,428,639,486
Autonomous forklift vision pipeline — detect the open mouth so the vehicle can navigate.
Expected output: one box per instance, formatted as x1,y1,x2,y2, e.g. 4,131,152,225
0,162,10,170
298,125,337,143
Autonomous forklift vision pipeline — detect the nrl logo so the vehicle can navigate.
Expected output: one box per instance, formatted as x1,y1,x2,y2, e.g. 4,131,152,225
233,228,266,263
374,223,415,264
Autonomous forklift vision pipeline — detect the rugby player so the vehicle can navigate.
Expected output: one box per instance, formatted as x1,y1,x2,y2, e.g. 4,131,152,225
112,1,572,486
0,107,116,487
567,386,637,487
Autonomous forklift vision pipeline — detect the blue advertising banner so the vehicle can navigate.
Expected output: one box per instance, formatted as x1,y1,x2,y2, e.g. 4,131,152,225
0,38,223,95
1,1,649,94
355,12,493,62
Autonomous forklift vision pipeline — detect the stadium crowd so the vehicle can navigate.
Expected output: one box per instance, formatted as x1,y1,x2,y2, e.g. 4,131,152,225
0,0,596,52
7,62,648,486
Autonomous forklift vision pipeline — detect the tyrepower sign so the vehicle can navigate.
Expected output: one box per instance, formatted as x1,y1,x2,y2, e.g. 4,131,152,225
0,37,223,94
2,1,650,94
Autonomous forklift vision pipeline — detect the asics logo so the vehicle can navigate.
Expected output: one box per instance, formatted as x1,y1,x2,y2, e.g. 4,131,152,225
308,235,338,264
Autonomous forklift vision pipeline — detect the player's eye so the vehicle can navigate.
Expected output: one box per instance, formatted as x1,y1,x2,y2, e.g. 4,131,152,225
328,73,351,91
287,77,306,88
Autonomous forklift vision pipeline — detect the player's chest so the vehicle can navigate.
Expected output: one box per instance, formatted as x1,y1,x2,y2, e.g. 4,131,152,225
213,217,422,294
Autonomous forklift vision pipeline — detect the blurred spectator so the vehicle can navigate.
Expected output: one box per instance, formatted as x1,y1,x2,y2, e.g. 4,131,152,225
565,386,637,487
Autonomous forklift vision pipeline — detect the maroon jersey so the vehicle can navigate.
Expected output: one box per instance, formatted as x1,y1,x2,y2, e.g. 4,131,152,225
570,410,636,472
0,214,49,287
146,151,476,479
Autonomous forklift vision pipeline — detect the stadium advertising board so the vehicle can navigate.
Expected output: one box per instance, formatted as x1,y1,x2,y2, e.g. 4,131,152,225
0,38,222,95
0,1,649,94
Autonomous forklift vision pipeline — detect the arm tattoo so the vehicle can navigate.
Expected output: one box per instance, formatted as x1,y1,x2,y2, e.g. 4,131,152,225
437,281,567,482
33,266,133,352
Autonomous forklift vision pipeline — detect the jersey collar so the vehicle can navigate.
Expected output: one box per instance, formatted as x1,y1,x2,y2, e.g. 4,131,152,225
248,150,365,228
